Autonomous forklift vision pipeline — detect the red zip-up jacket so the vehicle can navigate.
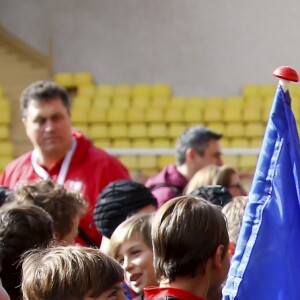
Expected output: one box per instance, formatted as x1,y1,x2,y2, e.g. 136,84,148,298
0,131,130,246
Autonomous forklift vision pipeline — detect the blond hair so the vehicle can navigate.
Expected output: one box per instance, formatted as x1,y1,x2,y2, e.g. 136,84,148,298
185,164,219,194
222,196,248,243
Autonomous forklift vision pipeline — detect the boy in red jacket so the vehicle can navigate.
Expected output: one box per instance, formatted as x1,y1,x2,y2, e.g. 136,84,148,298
144,195,230,300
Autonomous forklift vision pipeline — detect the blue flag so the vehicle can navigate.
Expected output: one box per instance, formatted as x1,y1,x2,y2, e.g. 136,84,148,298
223,83,300,300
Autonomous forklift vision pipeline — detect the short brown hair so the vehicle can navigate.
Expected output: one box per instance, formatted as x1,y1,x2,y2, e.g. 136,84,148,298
152,196,228,282
110,213,153,260
0,205,53,299
212,165,236,187
22,246,124,300
15,179,88,240
20,80,70,117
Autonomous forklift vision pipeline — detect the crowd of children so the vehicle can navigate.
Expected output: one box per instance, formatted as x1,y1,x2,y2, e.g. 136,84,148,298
0,80,249,300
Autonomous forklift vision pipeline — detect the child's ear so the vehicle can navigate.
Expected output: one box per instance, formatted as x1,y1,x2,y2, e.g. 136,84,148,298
212,244,224,269
53,231,60,240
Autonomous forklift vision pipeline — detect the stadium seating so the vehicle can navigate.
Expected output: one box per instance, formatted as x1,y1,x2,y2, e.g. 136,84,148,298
0,86,14,172
52,74,280,178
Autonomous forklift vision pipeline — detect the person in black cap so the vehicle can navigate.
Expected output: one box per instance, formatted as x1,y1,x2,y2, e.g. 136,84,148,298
94,179,157,254
189,185,233,208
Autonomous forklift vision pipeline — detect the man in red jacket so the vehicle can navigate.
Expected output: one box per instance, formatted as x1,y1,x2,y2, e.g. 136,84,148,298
0,80,130,246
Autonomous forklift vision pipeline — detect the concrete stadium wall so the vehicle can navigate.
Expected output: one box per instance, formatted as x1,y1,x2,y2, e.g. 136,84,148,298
1,0,300,96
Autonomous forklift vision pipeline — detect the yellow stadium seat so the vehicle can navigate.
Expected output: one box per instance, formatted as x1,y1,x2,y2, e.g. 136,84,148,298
96,85,114,98
169,97,188,108
222,155,239,169
114,84,132,97
126,108,145,123
152,138,171,148
188,97,206,109
111,95,131,109
94,139,111,148
145,108,164,122
88,124,108,139
295,108,300,125
297,123,300,135
262,106,271,123
77,84,96,97
206,122,225,135
244,95,263,108
88,109,106,123
157,155,174,169
131,95,150,108
183,107,202,123
0,142,13,156
203,107,223,122
137,155,157,169
0,87,4,97
289,85,300,99
0,106,11,124
132,138,151,148
243,107,262,122
292,99,300,121
144,169,159,176
258,84,277,98
148,123,167,138
54,72,74,88
93,96,111,109
249,137,263,148
71,109,89,123
151,96,169,108
239,155,259,172
168,123,186,139
73,124,89,135
230,138,249,148
128,124,147,138
109,124,128,138
0,98,10,109
165,108,183,123
206,97,225,108
72,96,92,109
224,123,245,138
132,84,151,97
220,138,230,148
118,155,138,170
152,84,172,98
112,139,131,148
242,84,259,97
73,72,93,86
0,156,13,172
263,96,273,110
223,107,242,122
0,127,9,139
106,108,126,123
225,96,244,108
245,123,265,138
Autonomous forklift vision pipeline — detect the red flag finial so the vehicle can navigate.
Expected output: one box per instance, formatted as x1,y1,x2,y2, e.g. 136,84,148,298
273,66,299,82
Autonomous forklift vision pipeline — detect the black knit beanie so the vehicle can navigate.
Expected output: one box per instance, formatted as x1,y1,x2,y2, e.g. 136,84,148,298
189,185,232,208
93,180,157,238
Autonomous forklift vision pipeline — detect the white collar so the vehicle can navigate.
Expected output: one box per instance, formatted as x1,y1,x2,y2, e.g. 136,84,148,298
31,139,77,185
